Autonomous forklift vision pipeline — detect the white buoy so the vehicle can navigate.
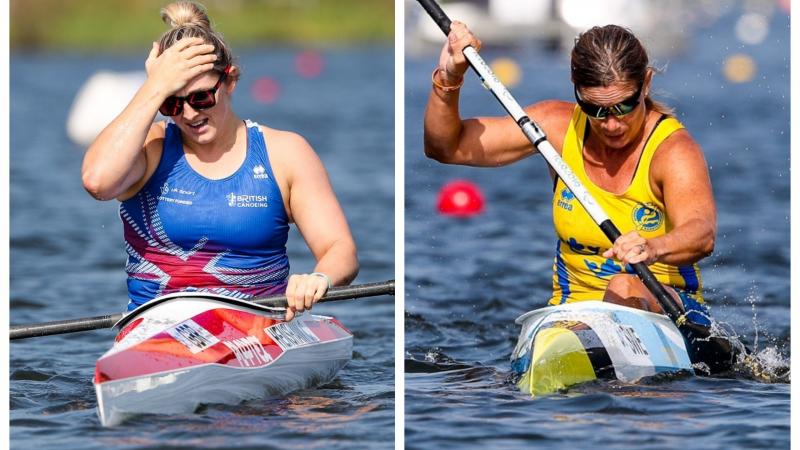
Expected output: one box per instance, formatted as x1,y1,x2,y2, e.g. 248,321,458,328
66,71,149,147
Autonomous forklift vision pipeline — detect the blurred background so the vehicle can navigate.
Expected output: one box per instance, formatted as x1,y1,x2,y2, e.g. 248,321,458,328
404,0,790,449
406,0,787,58
10,1,394,449
11,0,393,49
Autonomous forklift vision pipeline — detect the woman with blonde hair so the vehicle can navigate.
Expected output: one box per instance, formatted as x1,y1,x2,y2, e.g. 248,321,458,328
82,1,358,320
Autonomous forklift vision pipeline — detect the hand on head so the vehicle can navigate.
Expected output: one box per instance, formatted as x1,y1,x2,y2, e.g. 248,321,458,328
437,21,481,85
602,231,658,266
145,37,218,98
284,273,331,321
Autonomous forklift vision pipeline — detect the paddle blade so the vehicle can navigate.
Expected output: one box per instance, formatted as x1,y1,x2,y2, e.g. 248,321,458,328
679,322,741,374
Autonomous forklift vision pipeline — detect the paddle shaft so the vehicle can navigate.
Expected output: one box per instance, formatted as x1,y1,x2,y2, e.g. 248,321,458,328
417,0,683,322
10,280,395,340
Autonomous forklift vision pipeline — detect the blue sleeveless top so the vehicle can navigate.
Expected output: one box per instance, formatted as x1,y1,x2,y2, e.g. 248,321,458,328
120,120,290,310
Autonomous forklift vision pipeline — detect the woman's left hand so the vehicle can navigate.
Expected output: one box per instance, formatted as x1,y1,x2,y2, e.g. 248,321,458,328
284,273,330,321
602,231,658,266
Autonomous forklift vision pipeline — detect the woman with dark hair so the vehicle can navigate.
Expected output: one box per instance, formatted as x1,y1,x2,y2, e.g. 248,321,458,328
82,1,358,320
424,22,716,335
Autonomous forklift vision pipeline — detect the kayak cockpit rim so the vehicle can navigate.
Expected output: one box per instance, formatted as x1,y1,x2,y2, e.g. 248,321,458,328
114,291,285,330
514,300,680,325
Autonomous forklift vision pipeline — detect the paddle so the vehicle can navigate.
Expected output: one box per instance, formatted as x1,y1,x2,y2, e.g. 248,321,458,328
10,279,395,341
416,0,737,372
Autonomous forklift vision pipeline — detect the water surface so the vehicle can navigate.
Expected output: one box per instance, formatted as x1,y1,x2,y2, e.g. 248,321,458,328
404,9,790,450
10,46,394,449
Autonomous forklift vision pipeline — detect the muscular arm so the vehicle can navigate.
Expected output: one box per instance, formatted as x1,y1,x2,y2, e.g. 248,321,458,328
422,20,572,167
274,131,359,286
272,130,358,320
649,130,717,265
81,86,164,201
82,37,217,201
423,83,533,166
423,97,573,166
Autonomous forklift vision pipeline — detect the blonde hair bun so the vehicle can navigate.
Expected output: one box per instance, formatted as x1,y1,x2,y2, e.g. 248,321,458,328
156,1,236,78
160,1,211,29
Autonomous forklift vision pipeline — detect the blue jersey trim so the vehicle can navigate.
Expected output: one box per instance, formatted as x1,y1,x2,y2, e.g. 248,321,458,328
676,290,711,326
677,264,699,294
555,241,571,304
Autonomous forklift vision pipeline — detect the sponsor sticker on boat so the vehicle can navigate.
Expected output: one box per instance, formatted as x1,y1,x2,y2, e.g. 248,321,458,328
265,320,320,350
615,324,649,356
166,319,220,354
222,335,273,367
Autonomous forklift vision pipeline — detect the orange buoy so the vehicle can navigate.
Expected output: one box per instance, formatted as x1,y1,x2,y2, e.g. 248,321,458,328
437,180,485,217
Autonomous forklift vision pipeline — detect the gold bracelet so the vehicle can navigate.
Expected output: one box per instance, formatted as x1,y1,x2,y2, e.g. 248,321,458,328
431,67,464,92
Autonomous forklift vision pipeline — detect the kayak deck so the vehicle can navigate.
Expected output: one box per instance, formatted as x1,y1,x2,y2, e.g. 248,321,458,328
94,292,352,426
511,301,693,396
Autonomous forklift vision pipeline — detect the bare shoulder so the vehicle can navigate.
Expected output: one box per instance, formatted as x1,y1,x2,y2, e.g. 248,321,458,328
651,127,709,187
143,121,167,170
652,128,706,166
147,120,167,138
260,125,324,176
261,125,317,158
526,100,576,151
144,121,167,152
117,122,167,200
528,100,574,124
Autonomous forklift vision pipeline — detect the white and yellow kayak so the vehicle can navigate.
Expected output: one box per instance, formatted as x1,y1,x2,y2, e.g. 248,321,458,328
510,301,694,396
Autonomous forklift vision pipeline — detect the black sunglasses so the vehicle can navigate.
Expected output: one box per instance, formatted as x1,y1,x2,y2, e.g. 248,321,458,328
159,65,231,116
574,82,644,119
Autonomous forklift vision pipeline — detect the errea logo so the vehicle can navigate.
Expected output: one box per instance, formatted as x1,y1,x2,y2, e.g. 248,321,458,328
557,188,574,211
253,165,269,180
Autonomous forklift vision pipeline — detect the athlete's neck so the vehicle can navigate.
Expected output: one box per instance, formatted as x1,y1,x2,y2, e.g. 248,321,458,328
586,112,651,164
183,113,244,161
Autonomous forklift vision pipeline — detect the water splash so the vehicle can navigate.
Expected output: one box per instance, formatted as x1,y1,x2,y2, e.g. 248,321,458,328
694,289,791,383
737,346,790,383
736,290,790,383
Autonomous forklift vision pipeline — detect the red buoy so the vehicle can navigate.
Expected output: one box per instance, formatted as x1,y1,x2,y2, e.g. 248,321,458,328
437,180,485,217
295,50,324,79
251,77,280,104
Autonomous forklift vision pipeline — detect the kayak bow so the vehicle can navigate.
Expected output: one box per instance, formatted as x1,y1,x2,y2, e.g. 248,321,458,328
511,301,693,396
94,292,352,426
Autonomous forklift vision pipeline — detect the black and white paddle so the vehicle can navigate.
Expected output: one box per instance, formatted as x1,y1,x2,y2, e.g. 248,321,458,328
10,280,395,340
417,0,738,372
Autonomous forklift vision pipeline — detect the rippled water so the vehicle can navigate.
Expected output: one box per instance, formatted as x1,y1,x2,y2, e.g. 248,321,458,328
10,47,394,449
405,8,790,450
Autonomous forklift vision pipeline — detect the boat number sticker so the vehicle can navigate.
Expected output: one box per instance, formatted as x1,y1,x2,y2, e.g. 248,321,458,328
222,336,273,367
615,324,649,356
265,320,320,350
166,319,220,354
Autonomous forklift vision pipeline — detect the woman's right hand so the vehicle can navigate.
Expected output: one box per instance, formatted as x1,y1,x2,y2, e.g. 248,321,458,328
284,273,331,322
437,21,481,86
144,37,218,98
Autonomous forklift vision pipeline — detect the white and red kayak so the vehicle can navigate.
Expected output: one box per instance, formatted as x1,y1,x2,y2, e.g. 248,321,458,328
94,292,353,426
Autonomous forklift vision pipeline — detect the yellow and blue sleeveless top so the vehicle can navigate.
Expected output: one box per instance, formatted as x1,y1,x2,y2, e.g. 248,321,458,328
120,120,290,311
549,107,704,305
